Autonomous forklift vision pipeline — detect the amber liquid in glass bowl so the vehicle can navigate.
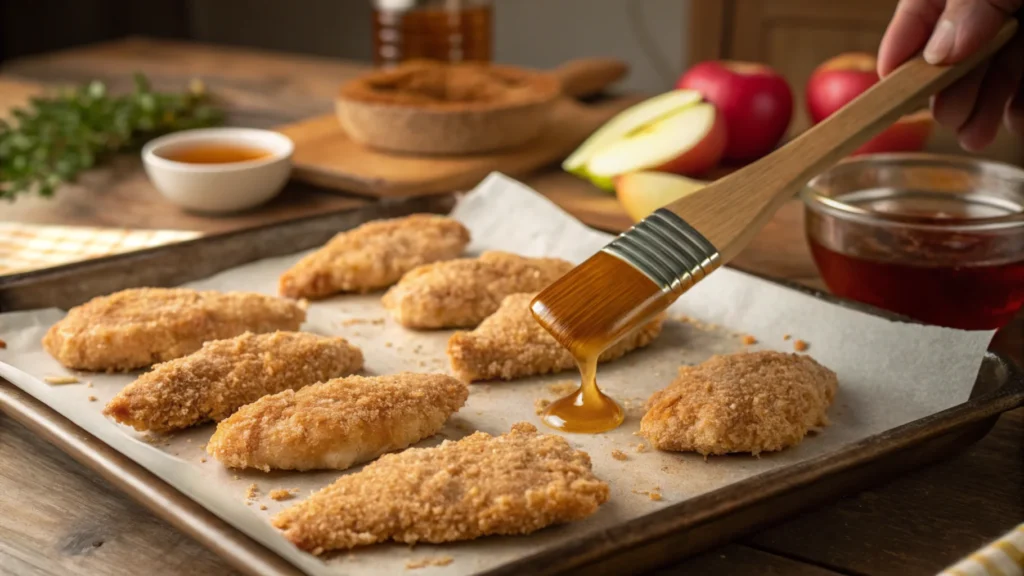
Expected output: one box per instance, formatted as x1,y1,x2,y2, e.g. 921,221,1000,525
807,186,1024,330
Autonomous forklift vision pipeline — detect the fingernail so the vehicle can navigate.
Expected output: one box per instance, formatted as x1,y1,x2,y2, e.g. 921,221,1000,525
1005,112,1024,136
924,19,956,64
959,138,979,152
959,132,983,152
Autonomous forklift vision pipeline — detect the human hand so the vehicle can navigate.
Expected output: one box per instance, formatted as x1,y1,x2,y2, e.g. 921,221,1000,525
877,0,1023,151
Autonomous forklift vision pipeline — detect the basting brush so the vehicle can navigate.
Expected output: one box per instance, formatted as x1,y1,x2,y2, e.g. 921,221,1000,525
532,20,1018,355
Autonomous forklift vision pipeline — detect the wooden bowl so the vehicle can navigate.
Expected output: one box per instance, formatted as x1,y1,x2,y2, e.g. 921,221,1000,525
335,60,619,156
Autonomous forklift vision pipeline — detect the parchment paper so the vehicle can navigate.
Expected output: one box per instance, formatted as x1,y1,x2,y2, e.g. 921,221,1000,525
0,173,996,575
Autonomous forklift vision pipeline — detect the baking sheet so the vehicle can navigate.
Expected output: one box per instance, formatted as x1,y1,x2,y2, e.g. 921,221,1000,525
0,172,996,575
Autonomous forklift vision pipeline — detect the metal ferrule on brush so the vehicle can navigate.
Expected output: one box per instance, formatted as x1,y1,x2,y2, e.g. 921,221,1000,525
601,208,721,294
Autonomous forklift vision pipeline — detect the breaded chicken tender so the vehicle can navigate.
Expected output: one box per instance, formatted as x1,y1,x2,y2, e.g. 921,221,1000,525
278,214,470,299
104,331,363,432
272,422,608,553
447,292,665,382
206,372,468,472
381,251,573,329
43,288,306,372
640,351,838,456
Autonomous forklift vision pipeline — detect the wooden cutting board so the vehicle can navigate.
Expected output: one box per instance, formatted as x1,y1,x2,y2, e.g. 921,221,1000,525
275,59,641,198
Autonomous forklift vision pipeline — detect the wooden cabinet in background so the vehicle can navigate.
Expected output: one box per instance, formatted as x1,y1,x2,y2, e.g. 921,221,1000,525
688,0,1023,165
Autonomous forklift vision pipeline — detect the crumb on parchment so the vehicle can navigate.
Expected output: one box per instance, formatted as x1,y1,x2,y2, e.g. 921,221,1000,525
245,483,259,500
341,317,386,327
200,457,207,463
0,337,6,349
611,450,628,461
406,556,454,570
741,335,757,345
633,487,663,501
259,504,268,511
534,398,551,415
269,489,298,501
232,474,240,481
636,443,648,453
87,396,97,402
783,334,792,340
44,375,80,385
674,315,720,332
86,381,93,388
794,339,809,352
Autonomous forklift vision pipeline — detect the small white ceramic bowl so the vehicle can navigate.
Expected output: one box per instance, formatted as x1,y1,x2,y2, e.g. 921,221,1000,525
142,128,294,214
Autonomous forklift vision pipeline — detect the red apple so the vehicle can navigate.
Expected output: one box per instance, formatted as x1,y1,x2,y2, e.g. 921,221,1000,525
585,103,727,181
807,52,934,154
676,61,793,161
615,171,707,222
805,52,879,123
853,109,933,155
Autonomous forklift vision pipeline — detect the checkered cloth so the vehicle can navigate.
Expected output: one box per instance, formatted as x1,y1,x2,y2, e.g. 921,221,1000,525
0,222,201,276
940,524,1024,576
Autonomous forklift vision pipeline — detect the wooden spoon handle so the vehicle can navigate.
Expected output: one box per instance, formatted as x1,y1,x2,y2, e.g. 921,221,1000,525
548,58,629,99
663,19,1018,263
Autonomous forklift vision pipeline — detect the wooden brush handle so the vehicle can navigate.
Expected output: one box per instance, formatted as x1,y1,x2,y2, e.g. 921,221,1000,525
663,19,1018,263
548,58,629,99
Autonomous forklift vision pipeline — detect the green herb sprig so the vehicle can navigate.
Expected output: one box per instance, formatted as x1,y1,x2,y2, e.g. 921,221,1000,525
0,73,223,201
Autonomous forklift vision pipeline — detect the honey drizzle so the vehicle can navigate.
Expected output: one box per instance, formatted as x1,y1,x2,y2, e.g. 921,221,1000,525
540,354,623,434
533,251,677,434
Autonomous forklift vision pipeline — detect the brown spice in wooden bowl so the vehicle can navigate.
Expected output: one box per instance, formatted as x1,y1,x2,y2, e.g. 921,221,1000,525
340,59,559,111
336,60,562,155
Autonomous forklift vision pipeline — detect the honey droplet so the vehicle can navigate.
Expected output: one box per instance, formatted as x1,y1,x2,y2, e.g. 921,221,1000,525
541,355,623,433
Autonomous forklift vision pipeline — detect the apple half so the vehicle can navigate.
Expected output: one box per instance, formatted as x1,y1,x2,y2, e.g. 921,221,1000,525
563,90,703,190
585,102,726,185
854,109,934,155
615,171,707,222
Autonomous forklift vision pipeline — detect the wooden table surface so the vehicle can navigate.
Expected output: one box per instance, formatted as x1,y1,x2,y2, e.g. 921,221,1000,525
1,38,1021,576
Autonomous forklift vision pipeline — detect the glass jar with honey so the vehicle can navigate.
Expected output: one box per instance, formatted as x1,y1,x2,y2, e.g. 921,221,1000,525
802,153,1024,330
372,0,493,67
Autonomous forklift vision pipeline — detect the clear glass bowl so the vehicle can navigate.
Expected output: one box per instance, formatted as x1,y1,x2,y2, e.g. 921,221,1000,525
801,153,1024,330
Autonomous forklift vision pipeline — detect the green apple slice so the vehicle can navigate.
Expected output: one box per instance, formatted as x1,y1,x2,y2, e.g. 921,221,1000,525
563,89,703,190
585,103,722,181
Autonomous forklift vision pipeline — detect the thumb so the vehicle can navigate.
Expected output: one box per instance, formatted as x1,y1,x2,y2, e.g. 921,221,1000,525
924,0,1021,64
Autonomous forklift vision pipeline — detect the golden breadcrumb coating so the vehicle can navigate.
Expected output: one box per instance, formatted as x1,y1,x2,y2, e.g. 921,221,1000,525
381,251,573,329
447,293,664,381
104,331,363,432
278,214,470,299
43,288,306,372
272,422,609,553
640,351,838,456
207,373,468,472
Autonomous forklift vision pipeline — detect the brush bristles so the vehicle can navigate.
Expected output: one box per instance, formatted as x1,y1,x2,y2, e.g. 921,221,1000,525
531,251,675,356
